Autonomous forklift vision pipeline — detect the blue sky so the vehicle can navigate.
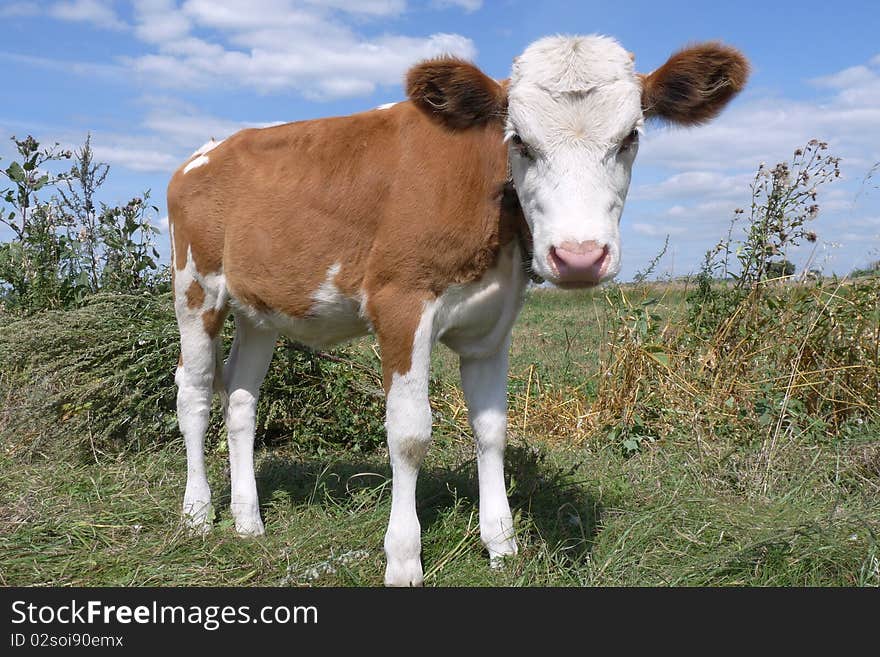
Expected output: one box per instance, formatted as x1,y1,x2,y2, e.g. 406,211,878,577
2,0,879,280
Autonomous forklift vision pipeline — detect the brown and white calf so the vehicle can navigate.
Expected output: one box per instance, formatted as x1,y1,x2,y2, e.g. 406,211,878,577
168,35,748,585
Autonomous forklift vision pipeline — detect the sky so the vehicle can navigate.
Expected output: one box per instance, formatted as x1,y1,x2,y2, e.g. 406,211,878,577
1,0,879,280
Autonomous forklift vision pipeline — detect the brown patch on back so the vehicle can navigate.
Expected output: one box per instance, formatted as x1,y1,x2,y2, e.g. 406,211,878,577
640,42,749,126
167,150,228,275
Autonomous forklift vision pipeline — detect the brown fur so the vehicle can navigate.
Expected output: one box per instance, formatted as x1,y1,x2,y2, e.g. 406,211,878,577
641,42,749,125
406,58,507,130
168,60,513,384
185,280,204,309
201,308,227,339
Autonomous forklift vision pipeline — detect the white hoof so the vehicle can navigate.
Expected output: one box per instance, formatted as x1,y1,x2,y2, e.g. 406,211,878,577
487,538,518,569
385,558,424,587
235,519,265,537
183,499,213,534
233,505,265,537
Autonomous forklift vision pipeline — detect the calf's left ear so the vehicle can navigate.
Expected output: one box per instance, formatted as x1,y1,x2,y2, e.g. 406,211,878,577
641,42,749,126
406,58,507,129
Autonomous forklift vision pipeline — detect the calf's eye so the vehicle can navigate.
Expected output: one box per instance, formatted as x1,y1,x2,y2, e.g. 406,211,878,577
510,133,535,160
620,129,640,151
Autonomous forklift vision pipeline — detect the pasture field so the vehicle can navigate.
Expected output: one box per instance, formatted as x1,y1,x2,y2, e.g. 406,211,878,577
1,282,877,587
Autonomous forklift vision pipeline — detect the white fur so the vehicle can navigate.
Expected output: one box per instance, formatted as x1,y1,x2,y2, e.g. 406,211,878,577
460,334,517,563
191,138,224,158
173,246,227,532
437,241,526,358
384,299,437,586
507,35,643,283
183,139,225,174
183,155,209,174
223,316,277,536
375,102,398,111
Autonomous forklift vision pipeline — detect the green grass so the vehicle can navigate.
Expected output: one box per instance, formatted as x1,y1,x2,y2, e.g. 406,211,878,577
1,286,877,587
2,426,877,586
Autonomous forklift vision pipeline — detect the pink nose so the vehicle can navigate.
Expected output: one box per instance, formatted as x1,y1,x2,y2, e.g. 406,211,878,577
549,240,609,286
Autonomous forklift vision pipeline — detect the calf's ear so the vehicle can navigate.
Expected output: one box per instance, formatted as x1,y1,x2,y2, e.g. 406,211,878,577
406,58,507,129
641,43,749,126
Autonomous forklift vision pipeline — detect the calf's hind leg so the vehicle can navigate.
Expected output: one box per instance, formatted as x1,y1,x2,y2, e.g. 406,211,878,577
175,286,225,533
221,315,278,536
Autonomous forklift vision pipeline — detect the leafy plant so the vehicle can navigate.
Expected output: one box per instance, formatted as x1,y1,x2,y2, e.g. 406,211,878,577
0,134,164,312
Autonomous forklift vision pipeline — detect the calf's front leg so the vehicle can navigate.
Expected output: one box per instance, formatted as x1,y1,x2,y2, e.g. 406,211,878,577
459,336,518,564
376,295,437,587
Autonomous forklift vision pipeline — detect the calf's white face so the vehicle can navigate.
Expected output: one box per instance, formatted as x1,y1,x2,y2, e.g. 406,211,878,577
506,35,748,287
507,36,639,287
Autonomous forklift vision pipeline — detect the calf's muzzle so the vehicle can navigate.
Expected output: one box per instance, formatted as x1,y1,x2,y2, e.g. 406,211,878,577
548,240,609,287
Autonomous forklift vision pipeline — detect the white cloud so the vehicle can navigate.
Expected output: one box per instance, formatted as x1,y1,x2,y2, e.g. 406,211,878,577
432,0,483,12
124,0,477,99
81,99,286,174
141,97,283,149
89,144,180,173
133,0,192,43
811,65,875,90
0,3,40,18
0,50,124,80
304,0,407,16
49,0,127,31
633,171,754,202
632,222,686,237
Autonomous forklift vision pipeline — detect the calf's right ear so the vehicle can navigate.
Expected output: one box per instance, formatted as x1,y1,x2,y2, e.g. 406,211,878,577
406,58,507,129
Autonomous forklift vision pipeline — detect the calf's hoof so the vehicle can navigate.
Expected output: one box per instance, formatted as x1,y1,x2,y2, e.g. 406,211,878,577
183,499,214,535
384,558,424,587
234,514,266,537
487,538,518,569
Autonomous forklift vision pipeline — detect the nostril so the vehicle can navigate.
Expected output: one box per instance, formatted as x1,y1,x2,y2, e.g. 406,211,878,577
549,241,610,282
552,242,607,268
559,240,604,256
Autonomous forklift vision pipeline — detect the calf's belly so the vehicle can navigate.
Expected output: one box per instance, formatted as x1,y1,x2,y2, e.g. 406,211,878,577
230,292,371,350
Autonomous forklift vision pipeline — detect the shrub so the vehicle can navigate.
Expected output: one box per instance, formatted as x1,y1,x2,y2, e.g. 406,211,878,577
1,135,163,312
592,142,879,457
0,293,385,458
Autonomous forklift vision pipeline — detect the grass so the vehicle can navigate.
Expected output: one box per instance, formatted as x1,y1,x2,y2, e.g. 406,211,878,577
1,286,878,587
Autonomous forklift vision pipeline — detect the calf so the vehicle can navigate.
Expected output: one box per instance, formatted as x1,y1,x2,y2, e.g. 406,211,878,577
168,35,748,585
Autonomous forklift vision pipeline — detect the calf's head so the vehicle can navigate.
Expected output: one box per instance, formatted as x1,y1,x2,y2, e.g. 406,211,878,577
407,35,749,287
